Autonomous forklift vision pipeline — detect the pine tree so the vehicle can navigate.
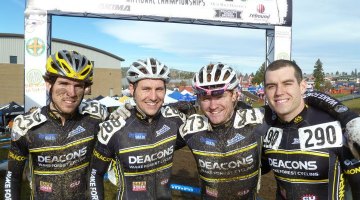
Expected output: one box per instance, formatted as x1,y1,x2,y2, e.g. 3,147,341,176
313,59,325,90
252,62,266,85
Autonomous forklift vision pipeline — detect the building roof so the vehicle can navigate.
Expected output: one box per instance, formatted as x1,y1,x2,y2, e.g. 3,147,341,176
0,33,124,61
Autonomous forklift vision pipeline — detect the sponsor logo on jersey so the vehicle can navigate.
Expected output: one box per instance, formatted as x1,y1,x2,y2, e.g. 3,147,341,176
227,133,245,146
4,171,12,199
38,133,57,141
268,158,317,170
40,181,53,193
344,158,360,166
38,146,87,164
206,186,218,197
237,189,250,196
344,166,360,175
334,105,348,113
301,194,318,200
128,146,174,164
8,151,26,161
128,132,147,140
156,125,170,137
160,178,169,185
93,149,112,162
200,137,217,146
199,155,253,170
68,126,86,138
70,180,81,188
132,181,146,191
292,138,300,144
339,174,345,200
294,116,303,124
89,169,98,198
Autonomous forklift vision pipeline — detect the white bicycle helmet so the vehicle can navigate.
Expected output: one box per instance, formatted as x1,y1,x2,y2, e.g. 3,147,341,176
127,58,170,83
192,63,239,95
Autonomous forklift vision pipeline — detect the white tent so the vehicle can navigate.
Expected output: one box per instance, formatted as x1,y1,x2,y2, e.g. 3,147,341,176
164,95,178,105
181,89,193,95
99,96,122,107
164,89,178,105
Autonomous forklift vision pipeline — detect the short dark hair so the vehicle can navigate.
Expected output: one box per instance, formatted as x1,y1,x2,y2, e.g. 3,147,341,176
264,60,303,84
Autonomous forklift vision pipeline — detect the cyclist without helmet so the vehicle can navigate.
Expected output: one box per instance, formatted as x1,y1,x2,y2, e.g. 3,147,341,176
88,58,186,200
4,50,108,200
261,60,360,199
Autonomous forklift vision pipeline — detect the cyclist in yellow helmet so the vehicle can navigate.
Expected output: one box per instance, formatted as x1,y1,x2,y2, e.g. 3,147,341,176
5,50,108,200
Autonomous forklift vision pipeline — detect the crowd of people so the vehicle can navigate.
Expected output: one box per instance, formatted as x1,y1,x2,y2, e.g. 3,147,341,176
3,50,360,200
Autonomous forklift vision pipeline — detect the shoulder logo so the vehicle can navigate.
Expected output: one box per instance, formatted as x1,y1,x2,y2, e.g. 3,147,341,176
156,125,170,137
68,126,86,138
227,133,245,146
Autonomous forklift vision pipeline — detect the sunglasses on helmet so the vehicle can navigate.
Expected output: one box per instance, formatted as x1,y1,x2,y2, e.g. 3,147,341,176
194,83,230,96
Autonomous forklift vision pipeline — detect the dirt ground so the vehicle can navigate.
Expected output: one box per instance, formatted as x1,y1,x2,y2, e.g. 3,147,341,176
171,147,277,200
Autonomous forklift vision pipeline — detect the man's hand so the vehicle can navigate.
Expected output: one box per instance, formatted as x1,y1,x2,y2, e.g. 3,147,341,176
346,117,360,159
109,103,133,120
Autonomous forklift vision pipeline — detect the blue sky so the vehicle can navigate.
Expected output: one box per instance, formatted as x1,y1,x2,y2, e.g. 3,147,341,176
1,0,360,75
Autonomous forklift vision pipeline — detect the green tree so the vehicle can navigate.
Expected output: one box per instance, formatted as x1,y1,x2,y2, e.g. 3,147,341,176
313,59,325,91
252,62,265,85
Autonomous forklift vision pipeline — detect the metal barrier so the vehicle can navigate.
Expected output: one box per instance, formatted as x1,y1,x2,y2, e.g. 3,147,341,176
338,94,360,102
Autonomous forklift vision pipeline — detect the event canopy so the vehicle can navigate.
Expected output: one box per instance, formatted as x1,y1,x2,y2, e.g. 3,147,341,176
0,101,24,117
99,96,122,107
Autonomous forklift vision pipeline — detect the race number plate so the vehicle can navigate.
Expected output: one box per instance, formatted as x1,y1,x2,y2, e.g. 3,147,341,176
298,121,342,150
263,127,283,150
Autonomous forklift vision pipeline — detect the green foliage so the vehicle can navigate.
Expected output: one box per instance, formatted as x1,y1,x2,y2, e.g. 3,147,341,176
313,59,325,90
252,62,265,85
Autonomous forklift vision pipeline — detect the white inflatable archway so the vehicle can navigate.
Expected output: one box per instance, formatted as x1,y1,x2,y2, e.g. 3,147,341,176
24,0,292,109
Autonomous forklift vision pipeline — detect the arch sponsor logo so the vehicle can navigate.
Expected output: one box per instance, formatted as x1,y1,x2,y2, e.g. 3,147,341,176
257,4,265,13
26,69,43,85
26,37,45,56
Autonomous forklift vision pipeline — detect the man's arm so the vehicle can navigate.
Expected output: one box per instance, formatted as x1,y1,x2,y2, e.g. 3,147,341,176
5,136,28,200
304,91,358,126
304,91,360,159
88,142,113,200
89,119,125,200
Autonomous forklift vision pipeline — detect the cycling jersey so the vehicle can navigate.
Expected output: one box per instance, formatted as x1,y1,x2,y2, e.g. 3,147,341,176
4,100,108,200
89,106,186,200
261,105,360,200
179,108,264,199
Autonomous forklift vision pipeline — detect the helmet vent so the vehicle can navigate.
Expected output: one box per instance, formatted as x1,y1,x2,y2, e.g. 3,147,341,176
81,68,90,76
75,59,80,69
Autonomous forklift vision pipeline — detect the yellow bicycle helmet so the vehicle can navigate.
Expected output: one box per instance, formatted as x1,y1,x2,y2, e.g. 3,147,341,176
45,50,93,84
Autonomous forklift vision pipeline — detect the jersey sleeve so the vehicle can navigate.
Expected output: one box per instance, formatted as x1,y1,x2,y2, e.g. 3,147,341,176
339,146,360,199
161,106,188,150
304,91,359,126
5,121,30,200
88,141,113,200
88,119,125,200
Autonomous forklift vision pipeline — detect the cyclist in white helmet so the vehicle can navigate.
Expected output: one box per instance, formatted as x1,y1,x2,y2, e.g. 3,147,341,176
179,63,265,199
88,58,186,200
